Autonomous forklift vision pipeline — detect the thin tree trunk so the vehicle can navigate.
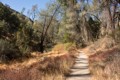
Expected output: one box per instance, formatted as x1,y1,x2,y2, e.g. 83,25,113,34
101,0,115,36
39,5,60,53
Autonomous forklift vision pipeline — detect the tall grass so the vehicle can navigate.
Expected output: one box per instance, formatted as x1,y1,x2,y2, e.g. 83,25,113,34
38,54,75,80
89,48,120,80
0,44,77,80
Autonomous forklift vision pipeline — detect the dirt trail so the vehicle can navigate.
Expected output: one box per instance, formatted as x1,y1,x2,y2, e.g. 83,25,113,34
66,51,91,80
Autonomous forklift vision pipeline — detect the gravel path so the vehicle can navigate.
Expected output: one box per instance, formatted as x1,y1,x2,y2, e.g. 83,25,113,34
66,51,91,80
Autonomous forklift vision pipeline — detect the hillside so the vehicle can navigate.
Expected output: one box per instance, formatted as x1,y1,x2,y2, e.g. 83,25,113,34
0,2,33,40
0,2,37,61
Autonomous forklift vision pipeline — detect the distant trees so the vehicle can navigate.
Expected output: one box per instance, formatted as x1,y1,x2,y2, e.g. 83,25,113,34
57,0,81,44
56,0,101,46
99,0,119,36
56,0,120,47
0,0,120,60
27,4,39,22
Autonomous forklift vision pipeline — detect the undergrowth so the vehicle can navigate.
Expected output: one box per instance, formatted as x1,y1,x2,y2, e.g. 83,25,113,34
89,48,120,80
0,43,77,80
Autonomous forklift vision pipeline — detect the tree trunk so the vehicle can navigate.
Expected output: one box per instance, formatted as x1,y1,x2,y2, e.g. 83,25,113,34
100,0,116,36
106,6,114,35
39,41,44,53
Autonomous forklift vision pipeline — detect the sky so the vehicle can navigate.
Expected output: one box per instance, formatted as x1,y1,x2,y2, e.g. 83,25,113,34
0,0,50,16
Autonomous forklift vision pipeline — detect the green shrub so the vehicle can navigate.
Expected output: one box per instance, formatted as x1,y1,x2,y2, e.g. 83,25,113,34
64,42,76,50
16,26,33,55
52,42,76,52
0,39,21,62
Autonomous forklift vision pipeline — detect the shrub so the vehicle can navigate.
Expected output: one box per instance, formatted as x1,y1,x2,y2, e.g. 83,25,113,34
0,39,21,62
52,43,76,52
16,26,33,55
38,54,75,75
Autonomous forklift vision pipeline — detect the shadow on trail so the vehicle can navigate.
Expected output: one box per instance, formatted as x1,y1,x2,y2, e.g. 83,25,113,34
66,73,90,77
71,67,88,69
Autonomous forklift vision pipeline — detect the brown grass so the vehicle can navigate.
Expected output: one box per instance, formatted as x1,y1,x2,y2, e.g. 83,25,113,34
89,48,120,80
82,37,116,56
0,53,76,80
0,43,78,80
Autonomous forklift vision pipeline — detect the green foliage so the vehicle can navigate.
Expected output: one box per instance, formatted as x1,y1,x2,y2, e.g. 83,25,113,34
52,42,76,51
0,0,119,61
64,42,76,50
0,3,11,20
0,39,21,62
63,33,71,43
0,20,8,35
0,20,6,28
16,25,33,54
0,3,20,32
88,17,101,40
0,2,34,60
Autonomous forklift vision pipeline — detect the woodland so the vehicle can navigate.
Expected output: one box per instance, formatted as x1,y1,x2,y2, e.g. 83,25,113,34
0,0,120,60
0,0,120,80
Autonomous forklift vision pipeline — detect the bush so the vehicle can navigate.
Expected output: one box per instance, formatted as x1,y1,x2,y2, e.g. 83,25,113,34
0,39,21,62
15,25,33,55
52,43,76,52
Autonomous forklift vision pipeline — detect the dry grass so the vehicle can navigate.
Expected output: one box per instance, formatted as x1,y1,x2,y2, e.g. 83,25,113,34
31,53,76,80
0,43,78,80
89,48,120,80
0,53,76,80
82,37,116,56
52,43,76,52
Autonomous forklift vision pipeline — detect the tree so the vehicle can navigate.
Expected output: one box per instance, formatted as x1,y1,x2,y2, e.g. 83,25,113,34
56,0,101,46
57,0,80,42
21,7,25,14
98,0,119,37
33,2,60,52
28,4,39,22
